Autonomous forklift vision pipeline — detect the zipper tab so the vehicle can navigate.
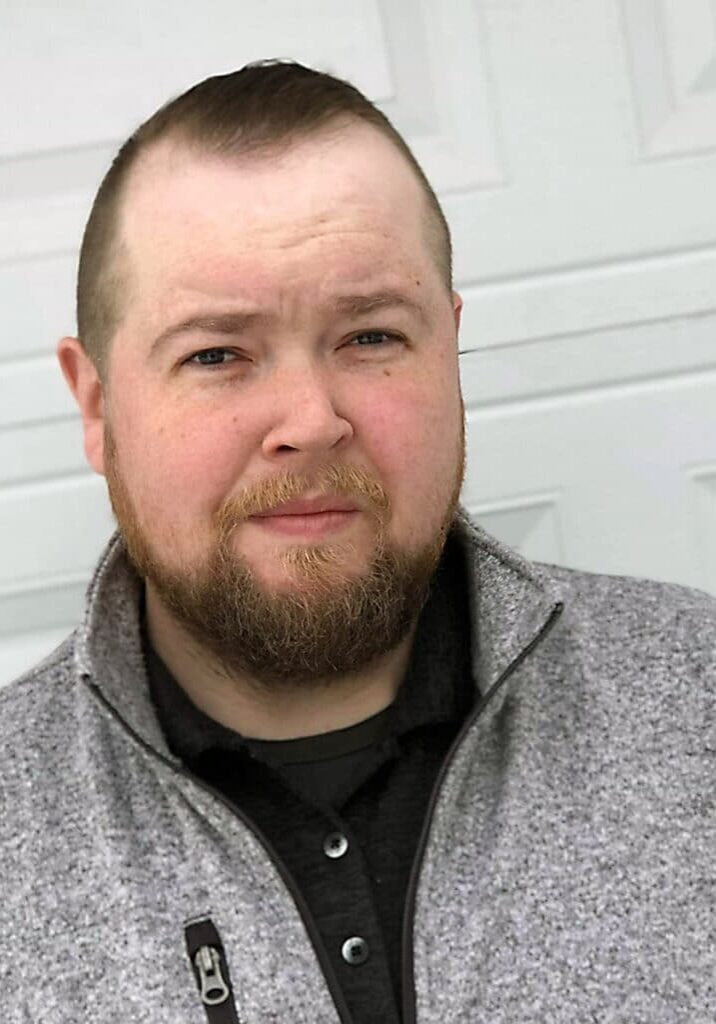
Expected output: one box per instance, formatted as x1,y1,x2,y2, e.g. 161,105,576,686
195,945,230,1005
185,916,242,1023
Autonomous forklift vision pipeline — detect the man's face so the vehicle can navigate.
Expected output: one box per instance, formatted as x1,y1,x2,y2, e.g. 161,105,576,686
93,121,465,687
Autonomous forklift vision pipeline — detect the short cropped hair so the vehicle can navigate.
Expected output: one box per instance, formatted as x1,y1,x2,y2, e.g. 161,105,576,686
76,59,453,383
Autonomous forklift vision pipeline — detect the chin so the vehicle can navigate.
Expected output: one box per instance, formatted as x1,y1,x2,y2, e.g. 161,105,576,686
261,544,366,587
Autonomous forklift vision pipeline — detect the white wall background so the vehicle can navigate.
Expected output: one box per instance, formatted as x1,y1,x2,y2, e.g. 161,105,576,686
1,0,715,686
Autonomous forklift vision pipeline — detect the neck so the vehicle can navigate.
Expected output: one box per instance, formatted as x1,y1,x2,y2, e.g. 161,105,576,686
144,585,419,740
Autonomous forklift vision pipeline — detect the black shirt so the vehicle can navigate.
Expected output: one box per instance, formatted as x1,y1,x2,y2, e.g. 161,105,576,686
143,535,475,1023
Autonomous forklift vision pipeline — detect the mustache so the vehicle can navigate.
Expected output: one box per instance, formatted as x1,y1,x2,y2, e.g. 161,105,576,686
215,464,390,539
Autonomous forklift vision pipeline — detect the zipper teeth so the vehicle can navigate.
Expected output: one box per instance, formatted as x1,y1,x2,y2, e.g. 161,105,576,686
88,684,353,1024
400,600,565,1023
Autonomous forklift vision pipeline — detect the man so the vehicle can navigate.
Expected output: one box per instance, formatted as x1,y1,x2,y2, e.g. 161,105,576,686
1,60,715,1024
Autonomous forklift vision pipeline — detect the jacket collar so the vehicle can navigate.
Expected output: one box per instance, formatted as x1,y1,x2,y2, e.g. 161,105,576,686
450,506,566,702
74,504,567,761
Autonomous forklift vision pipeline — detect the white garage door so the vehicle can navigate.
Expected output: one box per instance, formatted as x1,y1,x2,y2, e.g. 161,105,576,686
1,0,715,686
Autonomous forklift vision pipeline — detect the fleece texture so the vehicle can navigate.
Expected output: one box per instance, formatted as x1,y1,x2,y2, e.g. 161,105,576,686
1,505,716,1023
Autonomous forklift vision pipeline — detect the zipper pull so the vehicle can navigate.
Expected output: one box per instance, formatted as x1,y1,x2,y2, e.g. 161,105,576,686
195,945,230,1006
185,916,242,1023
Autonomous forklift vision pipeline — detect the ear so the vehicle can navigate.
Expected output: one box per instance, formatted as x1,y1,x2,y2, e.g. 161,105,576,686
56,337,107,475
452,290,463,333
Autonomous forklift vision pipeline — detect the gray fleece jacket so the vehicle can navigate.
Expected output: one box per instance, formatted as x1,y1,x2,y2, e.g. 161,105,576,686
2,506,716,1023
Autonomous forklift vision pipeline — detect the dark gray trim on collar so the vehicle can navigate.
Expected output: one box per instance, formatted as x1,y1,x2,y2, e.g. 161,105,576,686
73,504,568,765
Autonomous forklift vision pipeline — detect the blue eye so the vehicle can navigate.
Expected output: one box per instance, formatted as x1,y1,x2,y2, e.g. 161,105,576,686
349,331,400,347
185,348,240,368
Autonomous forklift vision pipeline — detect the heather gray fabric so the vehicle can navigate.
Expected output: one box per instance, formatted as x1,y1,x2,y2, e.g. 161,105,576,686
2,504,716,1022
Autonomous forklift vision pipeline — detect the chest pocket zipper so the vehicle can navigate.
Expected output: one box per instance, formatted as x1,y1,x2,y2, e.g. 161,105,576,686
185,917,243,1023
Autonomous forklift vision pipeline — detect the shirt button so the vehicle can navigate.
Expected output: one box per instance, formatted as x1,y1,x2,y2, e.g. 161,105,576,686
323,832,349,859
341,936,369,965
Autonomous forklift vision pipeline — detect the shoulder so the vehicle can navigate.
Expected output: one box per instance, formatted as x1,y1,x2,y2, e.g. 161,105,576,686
534,560,716,697
538,558,716,629
0,631,80,761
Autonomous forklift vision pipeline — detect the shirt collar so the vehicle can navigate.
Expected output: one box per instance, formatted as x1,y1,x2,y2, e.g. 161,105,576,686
143,532,475,763
73,505,567,763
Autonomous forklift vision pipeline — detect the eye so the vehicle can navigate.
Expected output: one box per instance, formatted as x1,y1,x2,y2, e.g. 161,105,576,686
184,347,243,369
347,330,402,348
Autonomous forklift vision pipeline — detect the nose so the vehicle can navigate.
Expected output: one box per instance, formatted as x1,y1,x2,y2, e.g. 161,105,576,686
260,364,353,459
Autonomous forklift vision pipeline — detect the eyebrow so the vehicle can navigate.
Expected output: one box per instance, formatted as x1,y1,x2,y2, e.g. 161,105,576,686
150,311,265,357
333,292,427,323
150,291,428,356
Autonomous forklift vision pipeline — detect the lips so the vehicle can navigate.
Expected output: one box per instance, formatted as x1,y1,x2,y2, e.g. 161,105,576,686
252,497,359,517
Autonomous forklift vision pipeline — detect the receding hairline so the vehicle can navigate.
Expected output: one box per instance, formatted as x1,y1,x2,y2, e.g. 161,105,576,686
87,115,452,390
111,119,450,308
120,116,449,252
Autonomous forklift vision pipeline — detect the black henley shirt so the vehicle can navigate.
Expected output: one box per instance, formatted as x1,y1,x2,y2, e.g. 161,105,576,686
143,534,475,1023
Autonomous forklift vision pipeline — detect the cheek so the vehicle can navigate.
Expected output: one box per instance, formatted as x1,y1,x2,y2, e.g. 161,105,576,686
111,400,249,517
359,376,460,499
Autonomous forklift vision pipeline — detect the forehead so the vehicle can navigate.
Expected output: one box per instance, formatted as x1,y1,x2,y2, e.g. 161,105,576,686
118,123,437,302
